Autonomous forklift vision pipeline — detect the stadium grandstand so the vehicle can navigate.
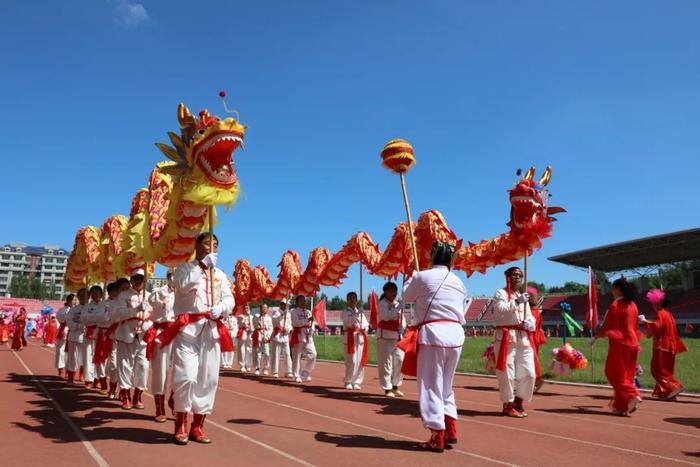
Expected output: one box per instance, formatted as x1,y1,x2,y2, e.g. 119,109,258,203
465,228,700,337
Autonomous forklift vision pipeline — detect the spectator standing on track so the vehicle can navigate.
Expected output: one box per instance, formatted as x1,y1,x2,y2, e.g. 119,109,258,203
403,241,467,453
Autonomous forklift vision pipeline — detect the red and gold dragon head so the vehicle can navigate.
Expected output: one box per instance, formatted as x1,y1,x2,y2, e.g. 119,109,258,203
156,103,246,203
508,166,565,233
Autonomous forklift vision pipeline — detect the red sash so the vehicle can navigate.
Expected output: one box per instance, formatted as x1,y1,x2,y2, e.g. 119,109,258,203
93,328,111,364
378,320,400,331
57,322,67,340
271,326,283,339
346,328,369,367
290,325,310,347
63,331,70,351
398,319,461,377
85,325,96,340
252,329,261,347
144,322,174,361
495,325,537,372
158,313,234,352
236,327,246,340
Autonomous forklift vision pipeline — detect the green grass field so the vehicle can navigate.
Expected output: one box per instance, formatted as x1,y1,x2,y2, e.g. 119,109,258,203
314,335,700,393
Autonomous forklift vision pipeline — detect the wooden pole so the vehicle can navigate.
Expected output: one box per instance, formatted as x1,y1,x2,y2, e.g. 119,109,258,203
209,206,215,307
523,251,529,293
142,264,148,301
400,172,420,272
359,263,364,309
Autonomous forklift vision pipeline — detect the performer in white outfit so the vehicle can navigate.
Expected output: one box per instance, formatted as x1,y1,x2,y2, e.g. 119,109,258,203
290,295,317,383
147,269,176,423
55,294,75,379
343,292,369,390
65,288,88,385
112,270,153,410
80,285,103,389
376,281,405,397
253,304,274,375
159,232,235,445
105,278,131,399
403,241,467,453
93,283,117,396
271,299,293,378
220,313,238,369
492,266,536,418
236,306,253,372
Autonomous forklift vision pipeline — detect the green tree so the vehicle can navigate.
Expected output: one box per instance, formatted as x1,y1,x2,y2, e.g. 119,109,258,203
526,281,547,294
9,274,52,299
328,295,347,310
547,281,588,294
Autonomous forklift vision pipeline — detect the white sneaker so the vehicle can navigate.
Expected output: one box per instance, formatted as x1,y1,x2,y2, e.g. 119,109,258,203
285,373,294,379
352,384,361,390
628,396,641,414
273,373,279,378
385,390,396,398
667,386,684,399
255,369,260,376
295,377,302,383
344,383,353,390
304,376,313,382
263,370,269,375
393,388,404,397
240,367,247,373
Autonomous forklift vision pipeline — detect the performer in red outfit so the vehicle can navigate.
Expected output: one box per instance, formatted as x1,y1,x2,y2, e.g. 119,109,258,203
11,308,28,351
640,289,686,399
527,287,546,393
590,278,642,416
44,314,58,347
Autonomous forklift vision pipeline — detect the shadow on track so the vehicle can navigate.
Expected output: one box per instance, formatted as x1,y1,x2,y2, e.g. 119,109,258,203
314,432,421,451
6,372,171,444
664,417,700,429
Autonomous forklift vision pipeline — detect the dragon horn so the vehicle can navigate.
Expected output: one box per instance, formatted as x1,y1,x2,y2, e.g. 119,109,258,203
524,166,536,180
538,165,552,186
177,103,195,128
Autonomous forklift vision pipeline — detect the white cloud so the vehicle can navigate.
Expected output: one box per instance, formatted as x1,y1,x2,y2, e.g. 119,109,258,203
112,0,149,28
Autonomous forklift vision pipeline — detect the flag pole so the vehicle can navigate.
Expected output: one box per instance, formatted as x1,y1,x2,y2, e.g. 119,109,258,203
400,173,420,273
209,206,215,307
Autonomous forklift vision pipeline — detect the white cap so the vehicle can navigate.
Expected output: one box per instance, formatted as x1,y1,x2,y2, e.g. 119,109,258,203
280,298,288,305
131,268,145,277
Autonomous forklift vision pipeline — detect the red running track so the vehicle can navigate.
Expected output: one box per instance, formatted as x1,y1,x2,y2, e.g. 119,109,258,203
1,341,699,467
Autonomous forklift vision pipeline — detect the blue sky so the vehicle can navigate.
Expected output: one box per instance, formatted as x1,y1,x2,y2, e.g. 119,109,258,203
2,1,698,299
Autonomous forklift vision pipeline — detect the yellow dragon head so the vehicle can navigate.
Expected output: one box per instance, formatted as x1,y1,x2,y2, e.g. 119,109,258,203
156,103,246,204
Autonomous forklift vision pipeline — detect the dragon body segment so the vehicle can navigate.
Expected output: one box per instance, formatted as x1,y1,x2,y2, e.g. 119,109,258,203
65,104,246,291
233,168,564,308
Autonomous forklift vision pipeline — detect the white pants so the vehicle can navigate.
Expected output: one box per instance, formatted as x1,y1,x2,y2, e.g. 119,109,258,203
495,340,535,403
292,339,317,379
108,345,118,381
253,342,270,371
272,341,292,376
95,360,107,379
237,338,252,370
117,340,149,390
377,337,404,390
221,351,235,368
55,337,67,369
343,333,366,385
152,342,173,395
172,326,221,414
83,339,96,382
417,346,461,430
66,341,84,373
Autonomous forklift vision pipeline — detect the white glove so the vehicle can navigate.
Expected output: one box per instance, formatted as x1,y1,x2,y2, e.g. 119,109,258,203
588,337,596,347
516,293,530,305
522,320,535,332
209,304,225,320
638,314,646,324
201,252,218,269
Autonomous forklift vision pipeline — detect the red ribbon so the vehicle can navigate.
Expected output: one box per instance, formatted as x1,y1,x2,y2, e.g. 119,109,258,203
252,329,261,348
158,313,235,352
144,322,174,361
377,320,400,331
57,322,67,340
86,325,96,340
495,325,528,372
93,328,111,364
290,325,310,348
346,329,369,367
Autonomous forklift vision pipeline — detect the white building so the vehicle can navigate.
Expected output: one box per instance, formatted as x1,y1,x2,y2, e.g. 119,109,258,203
0,242,68,298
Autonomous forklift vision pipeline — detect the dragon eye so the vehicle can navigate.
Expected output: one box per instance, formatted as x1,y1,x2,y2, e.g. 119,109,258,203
198,129,206,136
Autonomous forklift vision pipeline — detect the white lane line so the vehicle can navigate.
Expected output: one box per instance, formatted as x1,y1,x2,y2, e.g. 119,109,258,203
217,386,520,467
9,346,110,467
310,363,700,440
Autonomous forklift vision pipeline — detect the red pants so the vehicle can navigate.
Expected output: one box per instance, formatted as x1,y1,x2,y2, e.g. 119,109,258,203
650,349,682,398
11,330,27,351
605,342,639,412
533,343,542,379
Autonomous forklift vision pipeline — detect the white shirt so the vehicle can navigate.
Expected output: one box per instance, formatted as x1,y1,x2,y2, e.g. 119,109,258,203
254,314,274,341
342,307,368,332
66,304,86,343
148,284,176,323
223,314,238,335
291,307,313,344
403,265,467,347
80,300,103,338
272,309,293,343
112,288,153,343
492,288,535,346
377,298,405,340
56,306,70,325
172,261,235,339
94,299,116,329
237,314,252,340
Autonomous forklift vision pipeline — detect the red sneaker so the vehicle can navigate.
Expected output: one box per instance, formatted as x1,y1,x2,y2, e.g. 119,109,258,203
174,412,189,445
502,402,525,418
421,429,445,453
189,414,211,444
444,415,458,447
132,388,145,409
513,397,528,417
120,390,132,410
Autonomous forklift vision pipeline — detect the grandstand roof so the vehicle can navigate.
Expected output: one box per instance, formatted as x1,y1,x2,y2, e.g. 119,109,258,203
548,227,700,272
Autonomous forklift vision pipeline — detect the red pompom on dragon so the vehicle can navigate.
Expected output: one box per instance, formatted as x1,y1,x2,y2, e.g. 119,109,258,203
64,100,564,303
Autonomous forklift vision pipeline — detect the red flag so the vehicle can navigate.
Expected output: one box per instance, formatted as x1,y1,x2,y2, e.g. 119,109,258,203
587,266,598,329
312,298,326,329
369,291,378,328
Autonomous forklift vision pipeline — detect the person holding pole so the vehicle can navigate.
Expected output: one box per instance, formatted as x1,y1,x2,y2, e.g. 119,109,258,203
112,269,153,410
492,267,536,418
159,232,235,445
589,277,642,415
376,281,405,397
290,295,317,383
147,269,176,422
252,303,273,375
55,294,75,379
237,305,253,373
343,291,369,390
271,299,293,378
65,288,88,385
93,283,117,396
80,285,103,389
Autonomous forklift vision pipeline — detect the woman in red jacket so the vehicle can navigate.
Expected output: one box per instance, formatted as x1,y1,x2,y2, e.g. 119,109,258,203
590,278,642,416
640,289,686,399
11,308,28,351
527,287,547,393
